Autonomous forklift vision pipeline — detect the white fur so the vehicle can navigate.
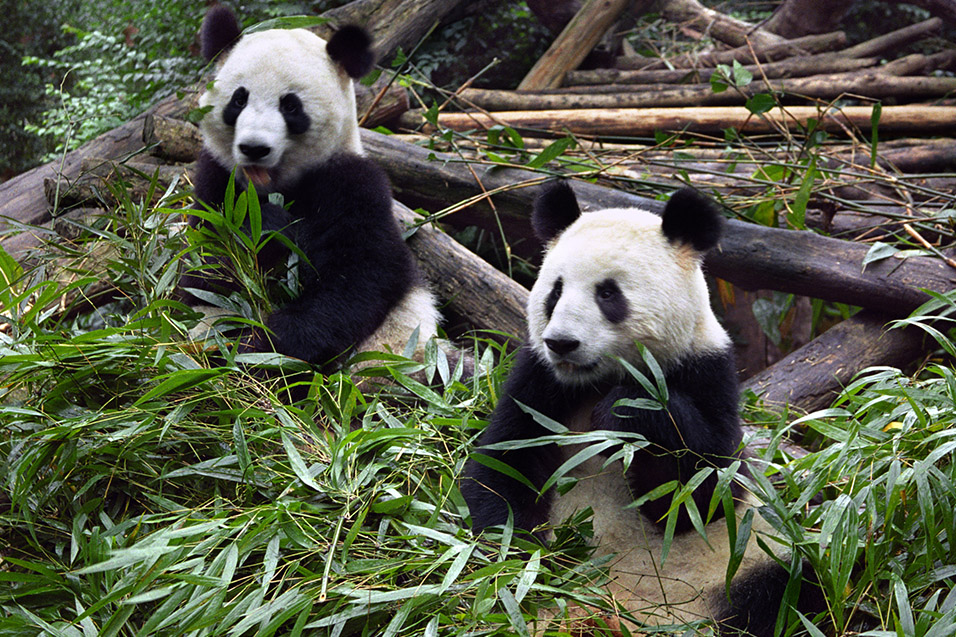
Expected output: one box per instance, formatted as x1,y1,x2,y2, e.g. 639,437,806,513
527,206,729,386
199,28,362,190
355,286,441,362
550,439,777,629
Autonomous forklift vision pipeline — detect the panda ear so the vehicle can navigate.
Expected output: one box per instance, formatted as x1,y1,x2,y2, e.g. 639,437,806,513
533,181,582,244
201,5,243,63
661,187,723,252
327,25,376,79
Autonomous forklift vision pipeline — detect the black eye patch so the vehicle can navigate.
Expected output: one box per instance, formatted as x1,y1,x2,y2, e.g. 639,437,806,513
223,86,248,126
280,93,310,135
544,277,563,320
596,278,628,324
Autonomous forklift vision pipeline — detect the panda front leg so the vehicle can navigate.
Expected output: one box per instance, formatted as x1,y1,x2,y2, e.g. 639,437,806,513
462,347,579,539
591,380,743,533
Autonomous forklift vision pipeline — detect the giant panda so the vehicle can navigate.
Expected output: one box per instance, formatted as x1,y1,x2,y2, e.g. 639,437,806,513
462,182,823,635
179,5,440,369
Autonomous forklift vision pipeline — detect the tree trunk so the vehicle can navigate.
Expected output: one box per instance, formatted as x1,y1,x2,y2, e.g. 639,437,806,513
762,0,857,38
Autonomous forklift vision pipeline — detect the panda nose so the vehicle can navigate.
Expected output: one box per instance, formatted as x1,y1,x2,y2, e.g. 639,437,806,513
544,338,580,356
239,143,271,161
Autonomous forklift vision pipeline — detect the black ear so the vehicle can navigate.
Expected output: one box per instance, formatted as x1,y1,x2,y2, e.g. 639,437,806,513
533,181,581,244
661,188,723,252
201,4,242,63
327,25,375,79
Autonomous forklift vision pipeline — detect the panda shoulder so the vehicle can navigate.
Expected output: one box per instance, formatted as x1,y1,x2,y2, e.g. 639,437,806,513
302,153,393,218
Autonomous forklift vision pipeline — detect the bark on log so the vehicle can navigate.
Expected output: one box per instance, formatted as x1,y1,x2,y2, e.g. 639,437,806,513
615,31,846,70
393,202,527,339
461,74,956,110
143,114,202,163
742,311,927,413
423,105,956,138
659,0,786,48
359,129,956,316
517,0,640,90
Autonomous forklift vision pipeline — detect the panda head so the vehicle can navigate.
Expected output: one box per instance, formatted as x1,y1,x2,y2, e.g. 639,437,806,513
527,182,730,386
198,5,375,190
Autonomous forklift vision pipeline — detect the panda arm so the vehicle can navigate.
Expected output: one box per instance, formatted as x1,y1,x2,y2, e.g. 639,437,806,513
591,350,743,531
259,154,418,365
462,346,571,536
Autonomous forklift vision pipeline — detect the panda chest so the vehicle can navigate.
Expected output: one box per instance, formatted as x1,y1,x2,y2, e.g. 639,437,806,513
548,397,643,541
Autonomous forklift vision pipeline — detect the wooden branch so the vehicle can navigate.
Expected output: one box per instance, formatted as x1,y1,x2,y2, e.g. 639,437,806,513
462,73,956,110
360,129,956,317
518,0,637,90
143,114,202,163
615,31,846,70
425,105,956,138
659,0,786,48
742,310,927,413
842,17,943,58
567,53,879,86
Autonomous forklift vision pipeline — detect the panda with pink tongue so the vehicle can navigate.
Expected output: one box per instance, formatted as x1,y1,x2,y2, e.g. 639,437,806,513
181,5,439,369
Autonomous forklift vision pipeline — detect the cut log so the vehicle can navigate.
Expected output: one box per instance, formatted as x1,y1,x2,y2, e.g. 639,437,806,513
360,129,956,317
742,311,927,413
423,105,956,138
615,31,846,70
461,74,956,110
762,0,856,39
517,0,640,90
143,114,202,163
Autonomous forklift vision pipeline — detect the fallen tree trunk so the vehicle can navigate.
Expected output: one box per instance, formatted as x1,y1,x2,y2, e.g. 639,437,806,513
742,311,927,413
842,17,943,58
359,129,956,317
461,74,956,110
422,105,956,138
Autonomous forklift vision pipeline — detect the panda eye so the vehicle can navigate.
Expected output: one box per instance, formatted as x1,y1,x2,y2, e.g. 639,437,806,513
596,279,628,324
280,94,303,115
229,87,248,108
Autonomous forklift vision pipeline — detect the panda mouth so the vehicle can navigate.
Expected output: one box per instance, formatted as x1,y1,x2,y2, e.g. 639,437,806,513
553,359,598,376
242,165,273,188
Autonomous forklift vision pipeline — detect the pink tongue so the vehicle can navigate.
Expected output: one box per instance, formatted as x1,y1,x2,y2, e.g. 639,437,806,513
243,166,272,188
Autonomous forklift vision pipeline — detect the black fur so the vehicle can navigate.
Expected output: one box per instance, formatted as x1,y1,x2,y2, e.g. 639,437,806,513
326,24,375,79
201,4,242,63
661,187,724,252
532,180,582,244
595,278,628,324
461,345,598,537
182,149,420,368
462,345,742,536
